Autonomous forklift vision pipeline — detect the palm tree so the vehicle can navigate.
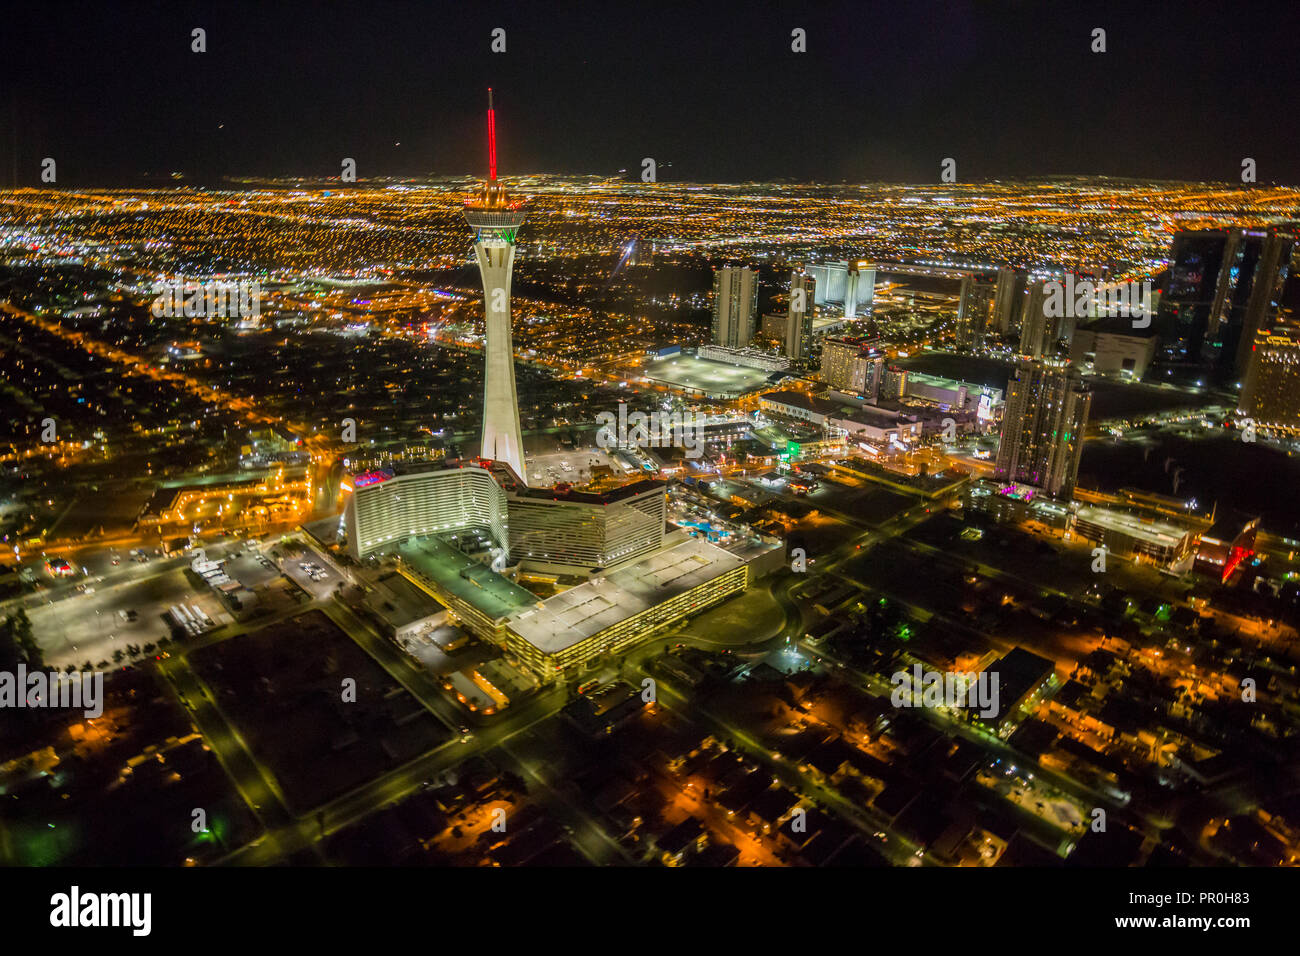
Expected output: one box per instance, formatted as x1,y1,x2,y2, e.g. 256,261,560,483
12,609,41,668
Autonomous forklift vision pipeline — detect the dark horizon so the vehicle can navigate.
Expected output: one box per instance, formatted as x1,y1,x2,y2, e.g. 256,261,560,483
4,0,1300,187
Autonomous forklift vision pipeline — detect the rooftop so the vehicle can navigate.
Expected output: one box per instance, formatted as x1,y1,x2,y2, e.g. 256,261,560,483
760,390,844,416
839,406,909,429
509,477,665,505
1203,510,1260,544
904,370,995,392
985,647,1056,711
506,537,746,654
397,536,537,622
642,353,776,397
1074,505,1193,548
365,572,447,627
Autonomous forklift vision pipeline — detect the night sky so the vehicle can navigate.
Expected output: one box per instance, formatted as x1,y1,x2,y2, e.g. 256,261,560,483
3,0,1299,185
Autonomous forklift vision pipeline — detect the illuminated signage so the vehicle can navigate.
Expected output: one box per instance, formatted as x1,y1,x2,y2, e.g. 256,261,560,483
353,469,394,489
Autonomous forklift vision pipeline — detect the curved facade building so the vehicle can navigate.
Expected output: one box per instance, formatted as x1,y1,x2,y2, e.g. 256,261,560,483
345,465,507,559
345,463,666,570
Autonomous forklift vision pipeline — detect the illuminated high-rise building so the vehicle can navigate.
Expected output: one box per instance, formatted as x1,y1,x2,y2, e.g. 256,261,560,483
994,358,1091,499
712,265,758,348
1277,241,1300,326
507,480,667,571
1156,229,1231,365
843,261,871,319
785,265,816,363
1239,325,1300,434
1151,227,1296,383
1228,229,1295,381
820,336,884,400
993,266,1025,334
1019,279,1060,358
464,89,529,484
956,273,995,351
808,260,875,314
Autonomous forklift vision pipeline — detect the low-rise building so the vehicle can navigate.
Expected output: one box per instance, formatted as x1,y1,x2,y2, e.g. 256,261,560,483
1072,505,1196,569
503,537,752,680
1194,511,1260,583
363,572,449,641
759,390,842,426
1070,325,1158,379
832,406,924,447
980,647,1058,737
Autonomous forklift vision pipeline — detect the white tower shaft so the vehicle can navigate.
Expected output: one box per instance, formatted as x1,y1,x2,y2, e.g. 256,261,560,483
475,237,527,484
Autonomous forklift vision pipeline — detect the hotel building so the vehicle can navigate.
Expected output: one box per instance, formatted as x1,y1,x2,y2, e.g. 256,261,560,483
344,464,508,559
994,359,1091,499
1239,326,1300,434
712,265,759,348
506,479,666,571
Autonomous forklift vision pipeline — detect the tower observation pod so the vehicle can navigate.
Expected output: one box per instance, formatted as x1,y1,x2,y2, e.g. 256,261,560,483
464,88,529,485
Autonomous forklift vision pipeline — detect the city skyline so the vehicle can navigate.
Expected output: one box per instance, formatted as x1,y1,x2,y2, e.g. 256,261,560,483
5,4,1300,929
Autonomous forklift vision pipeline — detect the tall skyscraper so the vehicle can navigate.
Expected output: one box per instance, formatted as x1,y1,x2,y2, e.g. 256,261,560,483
1156,229,1232,365
713,265,758,348
1019,279,1060,358
956,273,996,351
1276,241,1300,326
1230,229,1295,381
785,266,816,363
993,266,1026,335
1239,325,1300,434
1157,228,1275,377
464,89,528,484
1151,227,1296,382
994,359,1091,499
843,261,875,319
879,365,907,401
807,260,874,314
820,336,884,400
626,237,650,267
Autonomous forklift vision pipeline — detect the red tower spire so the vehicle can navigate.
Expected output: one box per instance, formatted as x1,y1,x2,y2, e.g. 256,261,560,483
487,88,497,181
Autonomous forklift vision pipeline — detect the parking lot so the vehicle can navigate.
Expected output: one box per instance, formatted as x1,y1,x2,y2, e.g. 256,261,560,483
17,535,328,668
223,548,284,590
278,545,346,600
526,448,634,487
28,566,232,669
